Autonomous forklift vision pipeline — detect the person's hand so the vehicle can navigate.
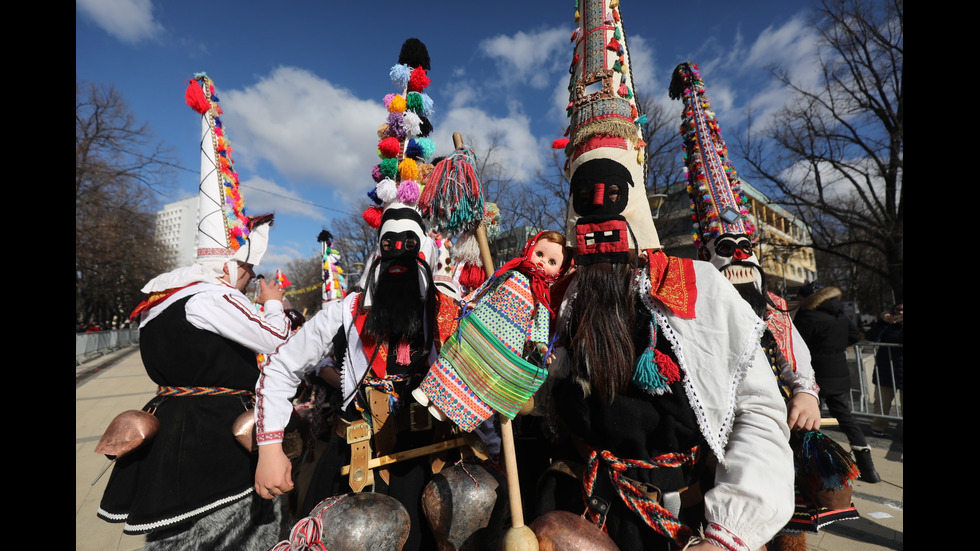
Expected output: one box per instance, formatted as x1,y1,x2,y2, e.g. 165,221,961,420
786,392,821,431
254,443,294,499
258,278,286,304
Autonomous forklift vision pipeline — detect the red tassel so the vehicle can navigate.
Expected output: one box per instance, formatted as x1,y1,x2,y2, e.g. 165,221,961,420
459,264,487,290
654,349,681,383
552,138,570,149
185,80,209,114
606,37,620,52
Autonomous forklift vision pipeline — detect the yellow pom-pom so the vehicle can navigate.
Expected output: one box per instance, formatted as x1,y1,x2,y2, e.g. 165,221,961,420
400,158,419,180
388,95,407,113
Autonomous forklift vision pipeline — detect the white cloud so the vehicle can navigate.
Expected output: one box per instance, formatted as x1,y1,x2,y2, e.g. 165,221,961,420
479,27,571,89
430,106,545,185
238,175,325,221
76,0,163,44
220,67,387,208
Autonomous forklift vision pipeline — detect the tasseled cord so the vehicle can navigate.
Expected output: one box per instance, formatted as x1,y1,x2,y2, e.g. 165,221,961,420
794,430,860,493
417,147,485,236
632,316,680,395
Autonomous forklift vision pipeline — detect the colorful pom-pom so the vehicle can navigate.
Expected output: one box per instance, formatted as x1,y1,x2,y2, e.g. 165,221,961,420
408,67,430,92
415,137,436,160
405,139,423,160
388,95,407,113
397,180,421,203
403,112,422,137
406,92,424,115
362,206,383,229
383,93,396,109
376,178,398,203
400,158,420,180
552,138,570,149
372,165,384,183
390,64,411,89
378,137,402,158
380,157,399,179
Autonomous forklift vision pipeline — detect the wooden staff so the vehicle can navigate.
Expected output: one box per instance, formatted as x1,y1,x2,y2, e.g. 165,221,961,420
452,131,539,551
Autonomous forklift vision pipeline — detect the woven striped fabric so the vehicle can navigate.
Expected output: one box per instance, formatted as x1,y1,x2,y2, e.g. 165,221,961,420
443,315,548,420
156,386,253,397
582,446,699,545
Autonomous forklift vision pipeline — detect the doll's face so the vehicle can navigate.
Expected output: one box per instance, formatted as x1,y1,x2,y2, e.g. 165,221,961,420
529,239,564,278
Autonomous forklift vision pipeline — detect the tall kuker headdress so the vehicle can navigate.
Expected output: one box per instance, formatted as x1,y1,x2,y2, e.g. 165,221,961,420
318,230,347,304
184,73,274,282
557,0,660,264
358,39,440,305
669,62,760,284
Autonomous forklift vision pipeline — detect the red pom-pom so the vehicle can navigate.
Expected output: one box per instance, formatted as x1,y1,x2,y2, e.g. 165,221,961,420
362,206,383,229
552,138,570,149
407,67,430,92
185,80,209,114
378,137,402,159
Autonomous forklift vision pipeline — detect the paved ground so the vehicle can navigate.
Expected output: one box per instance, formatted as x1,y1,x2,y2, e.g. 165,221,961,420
76,345,903,550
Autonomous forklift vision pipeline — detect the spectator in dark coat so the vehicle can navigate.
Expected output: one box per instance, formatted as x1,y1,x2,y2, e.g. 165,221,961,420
865,304,903,435
794,282,881,483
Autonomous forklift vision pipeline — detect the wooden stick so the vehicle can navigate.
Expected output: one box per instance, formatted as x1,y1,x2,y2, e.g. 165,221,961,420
339,437,470,475
452,132,537,549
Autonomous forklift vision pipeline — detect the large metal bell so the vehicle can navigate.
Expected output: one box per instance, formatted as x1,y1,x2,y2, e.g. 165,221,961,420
312,492,411,551
94,410,160,459
529,510,620,551
422,462,507,550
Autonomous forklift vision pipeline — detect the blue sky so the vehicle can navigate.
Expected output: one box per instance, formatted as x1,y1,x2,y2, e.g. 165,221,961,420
77,0,823,276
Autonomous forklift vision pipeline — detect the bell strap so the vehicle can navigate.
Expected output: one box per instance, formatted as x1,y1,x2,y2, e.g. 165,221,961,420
583,445,700,545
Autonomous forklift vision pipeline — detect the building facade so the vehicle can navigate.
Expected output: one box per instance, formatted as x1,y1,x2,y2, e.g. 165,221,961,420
155,196,199,269
653,179,816,299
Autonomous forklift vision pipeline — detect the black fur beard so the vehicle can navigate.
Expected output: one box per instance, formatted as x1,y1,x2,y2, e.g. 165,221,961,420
568,261,637,404
363,258,425,344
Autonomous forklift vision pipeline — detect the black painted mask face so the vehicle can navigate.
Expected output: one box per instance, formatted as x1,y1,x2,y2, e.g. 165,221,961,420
379,230,421,274
570,158,632,218
712,234,754,261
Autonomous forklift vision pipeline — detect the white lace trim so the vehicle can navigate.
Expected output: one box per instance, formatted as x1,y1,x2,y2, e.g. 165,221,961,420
635,264,767,466
98,486,254,534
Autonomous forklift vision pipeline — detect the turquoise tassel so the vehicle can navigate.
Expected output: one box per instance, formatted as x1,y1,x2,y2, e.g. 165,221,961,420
632,319,671,395
633,347,669,395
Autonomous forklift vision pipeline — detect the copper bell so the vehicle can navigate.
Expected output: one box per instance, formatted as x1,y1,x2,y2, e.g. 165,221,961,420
233,408,258,452
94,410,160,459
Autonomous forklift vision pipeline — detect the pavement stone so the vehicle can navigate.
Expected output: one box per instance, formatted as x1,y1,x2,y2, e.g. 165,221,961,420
76,346,903,550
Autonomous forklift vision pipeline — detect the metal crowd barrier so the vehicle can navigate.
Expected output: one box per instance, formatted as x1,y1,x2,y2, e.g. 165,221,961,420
75,328,140,365
848,341,903,423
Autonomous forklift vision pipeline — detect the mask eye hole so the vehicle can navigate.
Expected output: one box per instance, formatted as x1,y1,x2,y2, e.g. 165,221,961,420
607,184,620,203
714,240,735,257
405,238,418,251
381,238,392,251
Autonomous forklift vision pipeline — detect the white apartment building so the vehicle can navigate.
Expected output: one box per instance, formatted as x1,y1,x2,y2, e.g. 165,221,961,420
155,196,199,269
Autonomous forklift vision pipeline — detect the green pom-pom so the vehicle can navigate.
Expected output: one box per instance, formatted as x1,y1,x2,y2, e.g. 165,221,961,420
380,157,399,179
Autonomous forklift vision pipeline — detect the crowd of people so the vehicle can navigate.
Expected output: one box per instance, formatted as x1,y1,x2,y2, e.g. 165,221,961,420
93,3,900,550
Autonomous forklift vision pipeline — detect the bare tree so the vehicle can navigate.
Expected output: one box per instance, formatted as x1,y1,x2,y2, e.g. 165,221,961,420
76,78,175,327
740,0,903,303
280,255,325,318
